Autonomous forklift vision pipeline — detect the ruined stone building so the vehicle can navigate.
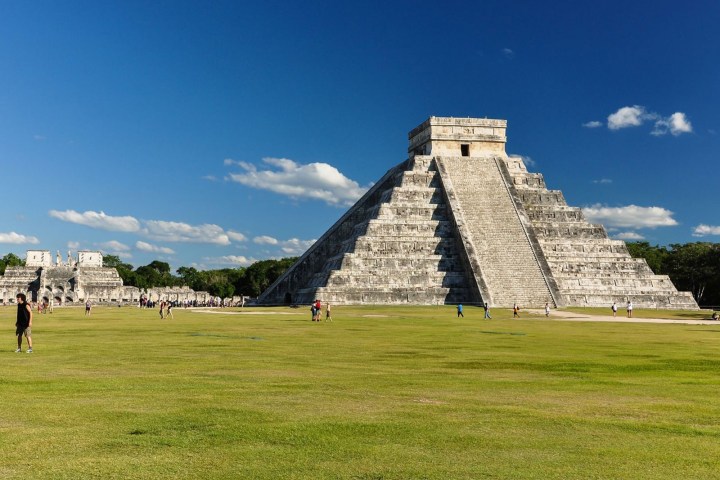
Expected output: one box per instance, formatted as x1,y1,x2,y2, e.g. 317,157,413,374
258,116,698,309
0,250,225,305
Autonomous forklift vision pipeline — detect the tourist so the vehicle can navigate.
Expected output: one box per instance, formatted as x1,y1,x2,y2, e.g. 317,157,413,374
626,301,633,318
85,299,92,316
48,298,54,314
166,302,173,319
315,299,322,321
611,302,618,317
15,293,33,353
483,302,492,319
325,303,332,322
159,301,165,319
457,303,464,318
712,312,719,321
544,302,550,317
513,303,520,318
310,303,317,321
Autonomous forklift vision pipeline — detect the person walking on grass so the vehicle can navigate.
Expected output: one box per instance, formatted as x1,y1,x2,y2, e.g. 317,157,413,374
457,303,464,318
611,302,618,318
15,293,33,353
325,303,332,322
85,299,92,316
626,301,633,318
513,303,520,318
544,302,550,317
166,302,173,319
483,302,492,319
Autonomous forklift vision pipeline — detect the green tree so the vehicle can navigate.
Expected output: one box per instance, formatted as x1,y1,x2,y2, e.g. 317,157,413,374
103,254,136,285
0,252,25,275
237,258,297,297
177,266,201,290
626,242,669,274
664,243,720,305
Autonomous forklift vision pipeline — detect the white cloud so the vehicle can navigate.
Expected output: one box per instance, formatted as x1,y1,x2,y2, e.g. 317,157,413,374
669,112,693,135
202,175,218,181
204,255,256,267
67,241,80,249
692,224,720,237
592,178,613,184
47,208,243,246
226,157,370,206
615,231,645,240
135,241,176,254
502,48,515,59
252,236,315,255
652,112,693,136
279,238,316,255
583,121,603,128
0,232,40,244
607,105,651,130
98,240,131,252
606,106,692,136
142,221,230,245
582,204,678,229
253,235,279,245
49,209,141,232
227,231,247,242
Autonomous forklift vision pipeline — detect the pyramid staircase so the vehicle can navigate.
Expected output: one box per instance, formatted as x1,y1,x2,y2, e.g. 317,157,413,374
435,155,558,307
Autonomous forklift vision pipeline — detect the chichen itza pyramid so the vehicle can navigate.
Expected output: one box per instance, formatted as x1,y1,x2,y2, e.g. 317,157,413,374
258,117,698,309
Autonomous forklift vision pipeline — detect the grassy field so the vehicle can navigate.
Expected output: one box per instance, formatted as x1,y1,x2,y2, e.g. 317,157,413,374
1,304,719,479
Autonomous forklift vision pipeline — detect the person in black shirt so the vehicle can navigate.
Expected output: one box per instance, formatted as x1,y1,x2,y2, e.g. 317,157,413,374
15,293,33,353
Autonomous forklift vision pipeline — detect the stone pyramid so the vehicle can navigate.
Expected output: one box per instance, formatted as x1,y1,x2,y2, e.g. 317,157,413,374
258,117,698,309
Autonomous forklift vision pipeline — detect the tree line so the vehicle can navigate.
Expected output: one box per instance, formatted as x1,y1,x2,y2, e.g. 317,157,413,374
626,242,720,306
102,256,298,298
3,242,719,305
0,252,295,298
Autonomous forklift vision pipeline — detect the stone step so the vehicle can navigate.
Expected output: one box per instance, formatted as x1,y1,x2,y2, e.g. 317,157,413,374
399,171,441,188
323,272,469,288
335,254,466,272
295,286,472,305
562,293,699,309
436,155,553,307
533,225,607,238
516,189,567,206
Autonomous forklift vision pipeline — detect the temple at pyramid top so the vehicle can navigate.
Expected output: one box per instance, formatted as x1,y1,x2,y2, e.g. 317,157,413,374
258,116,698,309
408,116,507,157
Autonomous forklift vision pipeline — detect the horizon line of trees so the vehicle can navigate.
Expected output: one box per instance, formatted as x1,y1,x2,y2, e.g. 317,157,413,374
3,241,719,305
0,252,296,299
102,255,298,298
626,241,720,306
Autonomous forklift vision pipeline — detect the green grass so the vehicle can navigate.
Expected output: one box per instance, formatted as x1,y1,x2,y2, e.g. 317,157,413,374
1,305,719,479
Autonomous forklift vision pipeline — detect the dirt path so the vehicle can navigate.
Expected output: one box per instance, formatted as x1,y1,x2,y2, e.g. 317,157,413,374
525,309,720,326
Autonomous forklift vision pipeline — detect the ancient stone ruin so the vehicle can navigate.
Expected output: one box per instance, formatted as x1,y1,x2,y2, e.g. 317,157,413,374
0,250,235,306
258,116,698,309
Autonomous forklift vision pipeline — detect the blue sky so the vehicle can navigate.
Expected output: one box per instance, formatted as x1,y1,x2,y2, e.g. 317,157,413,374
1,0,718,271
